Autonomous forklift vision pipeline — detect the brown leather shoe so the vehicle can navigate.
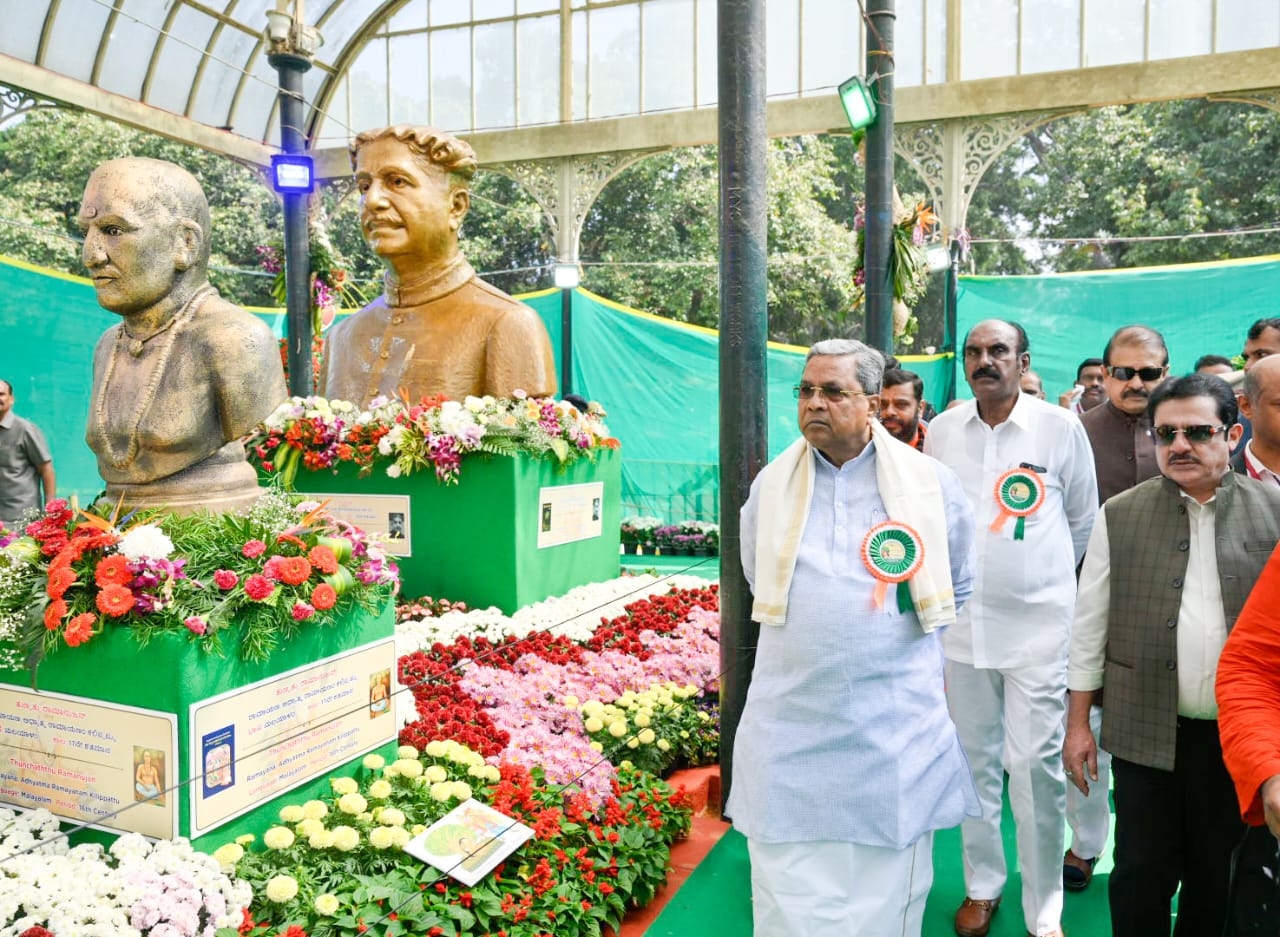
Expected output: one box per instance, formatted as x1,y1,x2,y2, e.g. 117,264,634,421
955,896,1001,937
1062,848,1097,891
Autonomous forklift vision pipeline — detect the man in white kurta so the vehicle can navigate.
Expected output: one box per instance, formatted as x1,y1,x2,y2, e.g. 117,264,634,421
925,320,1097,937
729,339,979,937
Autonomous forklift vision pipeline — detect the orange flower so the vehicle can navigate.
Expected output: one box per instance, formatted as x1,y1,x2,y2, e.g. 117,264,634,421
64,613,96,647
94,553,132,587
308,545,339,575
96,583,135,617
311,582,338,611
275,556,313,586
46,564,76,601
43,598,68,630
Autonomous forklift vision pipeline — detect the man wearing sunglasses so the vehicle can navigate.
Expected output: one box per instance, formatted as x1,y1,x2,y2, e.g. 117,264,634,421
1065,327,1169,890
1065,372,1280,937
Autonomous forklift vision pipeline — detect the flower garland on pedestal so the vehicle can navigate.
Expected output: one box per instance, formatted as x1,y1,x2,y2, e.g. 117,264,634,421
851,192,939,347
246,394,619,488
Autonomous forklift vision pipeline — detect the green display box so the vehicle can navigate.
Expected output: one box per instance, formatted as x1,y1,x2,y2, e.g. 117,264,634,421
0,597,396,848
286,450,623,612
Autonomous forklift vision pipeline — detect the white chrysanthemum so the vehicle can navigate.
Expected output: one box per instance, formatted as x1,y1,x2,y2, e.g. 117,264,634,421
302,800,329,819
397,744,420,759
368,826,396,850
363,753,387,770
450,781,472,801
430,781,454,802
265,874,299,903
368,779,393,799
117,523,174,561
278,804,305,823
308,829,335,849
211,842,243,871
294,817,324,838
378,807,407,827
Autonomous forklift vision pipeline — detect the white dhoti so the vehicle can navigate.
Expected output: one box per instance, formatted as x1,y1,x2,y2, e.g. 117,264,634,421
747,835,935,937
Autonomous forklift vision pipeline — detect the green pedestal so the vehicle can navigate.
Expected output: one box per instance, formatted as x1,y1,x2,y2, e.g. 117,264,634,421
287,450,623,612
0,598,396,847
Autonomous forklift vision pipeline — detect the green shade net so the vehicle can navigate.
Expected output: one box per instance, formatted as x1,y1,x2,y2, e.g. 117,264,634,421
953,254,1280,399
0,254,954,520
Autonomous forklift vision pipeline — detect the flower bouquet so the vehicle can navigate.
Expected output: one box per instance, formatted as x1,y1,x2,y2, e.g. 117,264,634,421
851,192,940,342
247,393,619,488
0,490,398,674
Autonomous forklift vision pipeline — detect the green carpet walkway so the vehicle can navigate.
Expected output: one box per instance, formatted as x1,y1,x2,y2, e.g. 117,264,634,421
645,781,1117,936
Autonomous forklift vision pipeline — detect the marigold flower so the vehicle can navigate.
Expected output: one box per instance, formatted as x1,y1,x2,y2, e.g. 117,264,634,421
263,826,295,850
96,583,135,617
265,874,299,903
213,569,239,590
337,792,367,815
311,582,337,610
244,574,275,601
314,893,340,916
93,553,131,587
64,612,95,647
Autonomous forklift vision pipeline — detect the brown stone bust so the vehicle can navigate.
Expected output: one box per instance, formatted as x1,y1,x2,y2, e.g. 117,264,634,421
78,157,286,513
321,126,557,406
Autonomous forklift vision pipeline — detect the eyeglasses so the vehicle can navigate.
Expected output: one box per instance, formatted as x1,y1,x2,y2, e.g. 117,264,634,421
794,384,871,401
1149,424,1230,445
1109,365,1166,382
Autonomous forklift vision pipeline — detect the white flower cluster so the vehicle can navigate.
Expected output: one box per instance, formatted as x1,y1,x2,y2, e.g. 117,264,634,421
116,523,175,562
0,808,249,936
394,574,712,653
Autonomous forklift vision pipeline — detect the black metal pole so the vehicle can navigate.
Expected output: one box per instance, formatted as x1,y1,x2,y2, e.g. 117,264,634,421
864,0,895,355
560,287,573,396
717,0,768,813
271,51,313,397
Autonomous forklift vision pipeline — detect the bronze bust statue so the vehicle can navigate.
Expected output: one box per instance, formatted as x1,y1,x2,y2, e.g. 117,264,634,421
79,157,287,513
321,126,557,407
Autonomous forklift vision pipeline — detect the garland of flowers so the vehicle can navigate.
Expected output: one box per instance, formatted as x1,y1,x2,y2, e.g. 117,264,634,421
247,394,619,488
0,491,397,673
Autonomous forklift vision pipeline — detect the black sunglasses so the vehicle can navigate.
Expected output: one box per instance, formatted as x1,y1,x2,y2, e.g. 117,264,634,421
1149,424,1230,445
1109,365,1166,382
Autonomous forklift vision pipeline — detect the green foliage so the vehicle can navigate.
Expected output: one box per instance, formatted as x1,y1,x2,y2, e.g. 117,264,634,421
0,108,283,305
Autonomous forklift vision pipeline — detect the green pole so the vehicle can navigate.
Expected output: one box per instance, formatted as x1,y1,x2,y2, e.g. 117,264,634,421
863,0,896,355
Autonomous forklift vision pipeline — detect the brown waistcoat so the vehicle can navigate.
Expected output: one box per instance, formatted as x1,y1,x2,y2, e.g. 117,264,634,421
1099,472,1280,771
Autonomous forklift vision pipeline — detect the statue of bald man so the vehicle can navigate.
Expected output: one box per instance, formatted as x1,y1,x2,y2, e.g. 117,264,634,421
321,126,557,406
79,157,286,513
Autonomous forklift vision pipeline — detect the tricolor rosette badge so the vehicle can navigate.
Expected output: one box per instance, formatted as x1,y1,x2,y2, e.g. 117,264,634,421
990,467,1046,540
861,521,924,613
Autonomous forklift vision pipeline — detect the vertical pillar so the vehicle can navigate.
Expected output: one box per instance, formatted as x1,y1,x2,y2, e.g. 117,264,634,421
270,51,313,397
863,0,896,355
717,0,768,812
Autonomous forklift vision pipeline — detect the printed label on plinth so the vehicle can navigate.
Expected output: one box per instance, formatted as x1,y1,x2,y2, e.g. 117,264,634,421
0,686,178,839
536,481,605,548
312,492,413,557
189,638,397,836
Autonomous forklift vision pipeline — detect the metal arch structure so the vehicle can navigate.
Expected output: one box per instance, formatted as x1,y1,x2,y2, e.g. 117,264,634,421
0,2,1279,255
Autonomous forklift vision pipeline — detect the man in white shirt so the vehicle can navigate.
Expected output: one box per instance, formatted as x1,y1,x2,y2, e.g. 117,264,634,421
1233,355,1280,484
926,320,1097,937
1064,372,1280,937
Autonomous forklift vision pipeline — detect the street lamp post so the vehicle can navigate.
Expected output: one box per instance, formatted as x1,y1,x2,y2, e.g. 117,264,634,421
553,263,580,396
264,6,322,397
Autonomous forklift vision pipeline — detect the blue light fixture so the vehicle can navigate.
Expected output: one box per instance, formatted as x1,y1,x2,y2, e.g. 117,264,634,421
270,153,315,193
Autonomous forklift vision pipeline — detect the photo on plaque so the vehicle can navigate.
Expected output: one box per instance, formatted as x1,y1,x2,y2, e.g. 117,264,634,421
133,746,166,806
369,668,392,718
200,726,236,797
402,799,534,887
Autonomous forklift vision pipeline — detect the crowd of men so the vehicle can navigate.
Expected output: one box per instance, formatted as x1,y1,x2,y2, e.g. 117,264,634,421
732,316,1280,937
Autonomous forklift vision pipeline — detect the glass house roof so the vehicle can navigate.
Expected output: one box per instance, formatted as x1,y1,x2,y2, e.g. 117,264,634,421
2,0,1277,162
